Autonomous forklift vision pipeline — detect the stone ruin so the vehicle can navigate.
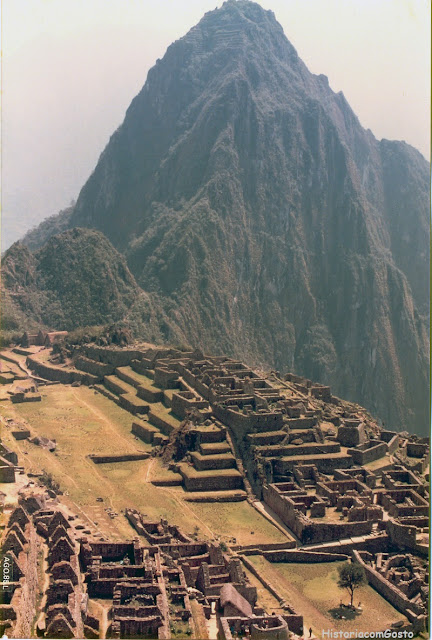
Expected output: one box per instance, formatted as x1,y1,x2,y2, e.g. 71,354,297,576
2,339,429,635
125,511,193,545
22,341,426,499
0,441,18,483
352,550,428,633
3,494,299,639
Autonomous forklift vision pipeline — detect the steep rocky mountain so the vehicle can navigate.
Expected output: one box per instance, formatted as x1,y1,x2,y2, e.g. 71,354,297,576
15,0,429,434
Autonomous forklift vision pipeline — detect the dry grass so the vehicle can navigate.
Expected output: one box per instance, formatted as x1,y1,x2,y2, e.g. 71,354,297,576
186,501,289,546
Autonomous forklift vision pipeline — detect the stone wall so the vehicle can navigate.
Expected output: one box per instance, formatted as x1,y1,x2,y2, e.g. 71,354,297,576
130,358,152,374
132,421,159,444
263,550,349,562
26,356,97,385
284,417,317,429
171,392,209,420
213,404,283,441
81,345,144,367
239,556,303,634
382,469,423,492
259,442,340,458
337,423,366,447
347,441,387,465
104,375,131,396
304,534,390,555
379,431,400,454
406,442,428,458
75,355,115,379
159,542,208,557
0,459,15,482
310,385,331,402
316,479,372,506
379,489,428,517
136,385,164,404
118,394,149,415
190,452,236,471
352,551,425,623
263,484,373,544
154,368,180,389
230,542,296,553
8,515,39,639
88,453,150,463
0,445,18,465
274,454,352,474
386,518,417,550
180,468,243,492
147,411,176,436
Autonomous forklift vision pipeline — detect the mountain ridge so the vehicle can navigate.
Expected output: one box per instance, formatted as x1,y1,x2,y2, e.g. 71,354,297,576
9,0,430,435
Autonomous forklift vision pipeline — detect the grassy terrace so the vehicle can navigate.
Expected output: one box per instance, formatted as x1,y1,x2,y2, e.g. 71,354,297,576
187,501,288,547
0,358,25,377
248,557,408,635
30,349,53,363
179,465,241,478
149,402,180,427
117,366,161,391
2,385,286,546
104,375,136,395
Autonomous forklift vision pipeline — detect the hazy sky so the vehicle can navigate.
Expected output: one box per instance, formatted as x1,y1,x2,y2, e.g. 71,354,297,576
2,0,430,250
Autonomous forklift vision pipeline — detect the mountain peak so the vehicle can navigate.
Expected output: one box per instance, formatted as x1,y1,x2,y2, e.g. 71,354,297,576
208,0,278,25
16,1,429,435
149,0,300,84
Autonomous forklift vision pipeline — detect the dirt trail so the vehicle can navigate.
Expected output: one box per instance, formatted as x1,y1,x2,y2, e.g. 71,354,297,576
160,486,215,538
90,600,109,639
142,456,215,537
145,457,156,482
206,613,218,640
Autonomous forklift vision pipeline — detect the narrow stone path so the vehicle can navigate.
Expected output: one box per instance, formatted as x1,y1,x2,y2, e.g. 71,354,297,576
99,602,109,639
36,545,49,631
206,612,218,640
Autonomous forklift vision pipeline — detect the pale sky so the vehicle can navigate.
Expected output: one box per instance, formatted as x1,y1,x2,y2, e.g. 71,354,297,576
1,0,430,250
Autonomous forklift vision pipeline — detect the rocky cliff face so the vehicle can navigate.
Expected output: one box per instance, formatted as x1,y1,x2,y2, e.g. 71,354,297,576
18,0,429,434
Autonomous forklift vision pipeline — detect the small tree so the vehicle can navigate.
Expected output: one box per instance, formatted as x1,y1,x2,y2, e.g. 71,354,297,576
337,562,366,608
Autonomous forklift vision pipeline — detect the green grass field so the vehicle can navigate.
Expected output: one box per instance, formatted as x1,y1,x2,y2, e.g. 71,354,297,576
3,385,287,546
248,557,408,635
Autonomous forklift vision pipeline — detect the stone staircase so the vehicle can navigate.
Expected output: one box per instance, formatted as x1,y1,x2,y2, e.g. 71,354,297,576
178,421,245,494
